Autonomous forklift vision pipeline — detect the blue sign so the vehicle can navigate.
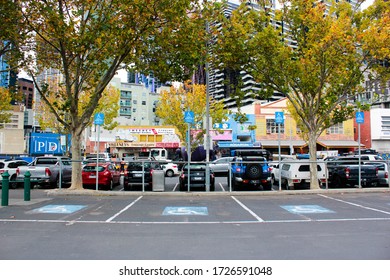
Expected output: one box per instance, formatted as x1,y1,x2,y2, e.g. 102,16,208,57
356,112,364,124
162,206,208,216
184,111,194,124
275,112,284,124
29,133,70,155
281,205,334,214
32,205,86,214
218,142,254,148
94,113,105,125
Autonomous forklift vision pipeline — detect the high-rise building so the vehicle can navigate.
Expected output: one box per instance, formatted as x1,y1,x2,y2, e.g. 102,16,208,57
207,1,363,109
207,1,286,109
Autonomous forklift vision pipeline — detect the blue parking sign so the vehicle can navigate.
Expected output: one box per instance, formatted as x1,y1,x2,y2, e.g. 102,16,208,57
184,111,194,124
275,112,284,124
94,113,105,125
356,112,364,124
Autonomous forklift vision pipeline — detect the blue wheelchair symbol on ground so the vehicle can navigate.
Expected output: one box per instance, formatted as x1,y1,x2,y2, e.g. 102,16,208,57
281,205,334,214
162,206,208,216
32,205,86,214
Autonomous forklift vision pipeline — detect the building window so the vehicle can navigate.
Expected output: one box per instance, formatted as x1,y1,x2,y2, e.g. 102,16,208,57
142,101,146,105
133,100,137,104
266,119,284,134
327,123,343,134
133,108,136,112
381,116,390,135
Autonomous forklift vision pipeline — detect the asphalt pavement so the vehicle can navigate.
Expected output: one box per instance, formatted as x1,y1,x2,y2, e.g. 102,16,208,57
1,176,390,260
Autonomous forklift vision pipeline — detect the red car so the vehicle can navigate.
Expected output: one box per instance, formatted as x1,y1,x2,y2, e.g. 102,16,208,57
82,163,121,190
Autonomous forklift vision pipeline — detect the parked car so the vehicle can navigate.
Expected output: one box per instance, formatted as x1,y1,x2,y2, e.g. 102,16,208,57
179,162,215,191
160,161,179,177
209,157,234,176
0,159,30,188
82,158,108,168
356,154,383,161
269,162,281,186
279,159,327,189
124,160,162,191
326,157,379,188
16,156,72,188
82,163,121,190
229,149,272,191
364,161,390,187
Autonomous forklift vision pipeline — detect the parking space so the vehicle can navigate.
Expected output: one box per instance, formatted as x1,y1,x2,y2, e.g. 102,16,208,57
1,189,390,225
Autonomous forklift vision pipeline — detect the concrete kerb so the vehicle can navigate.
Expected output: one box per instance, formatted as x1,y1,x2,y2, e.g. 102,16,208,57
46,188,390,197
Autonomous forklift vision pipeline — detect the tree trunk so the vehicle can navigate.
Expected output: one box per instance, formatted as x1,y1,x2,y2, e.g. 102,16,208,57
308,132,320,189
68,131,83,190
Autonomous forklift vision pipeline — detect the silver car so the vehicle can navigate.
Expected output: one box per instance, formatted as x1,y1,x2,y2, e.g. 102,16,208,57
209,157,234,176
364,161,390,187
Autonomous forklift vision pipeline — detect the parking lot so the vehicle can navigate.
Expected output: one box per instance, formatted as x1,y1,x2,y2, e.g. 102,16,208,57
1,179,390,260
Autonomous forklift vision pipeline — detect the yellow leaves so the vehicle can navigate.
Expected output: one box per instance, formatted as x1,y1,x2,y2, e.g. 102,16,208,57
156,82,229,142
0,87,13,114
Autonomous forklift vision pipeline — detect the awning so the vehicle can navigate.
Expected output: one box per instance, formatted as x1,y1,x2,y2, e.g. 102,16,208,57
317,140,364,148
260,140,307,148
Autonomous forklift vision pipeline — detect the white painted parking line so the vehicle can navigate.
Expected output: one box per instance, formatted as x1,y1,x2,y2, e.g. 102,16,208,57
105,196,143,222
2,216,390,225
219,182,226,192
231,196,264,222
318,194,390,215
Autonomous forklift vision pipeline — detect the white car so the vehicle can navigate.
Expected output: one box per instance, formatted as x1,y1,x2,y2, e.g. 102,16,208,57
160,162,179,177
269,162,281,185
280,159,327,189
0,159,30,188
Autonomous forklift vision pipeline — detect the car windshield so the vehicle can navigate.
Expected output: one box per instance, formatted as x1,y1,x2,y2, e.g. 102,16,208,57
127,162,161,170
83,165,105,172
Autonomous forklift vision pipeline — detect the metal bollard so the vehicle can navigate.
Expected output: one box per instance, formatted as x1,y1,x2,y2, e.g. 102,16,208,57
1,171,10,206
24,171,31,202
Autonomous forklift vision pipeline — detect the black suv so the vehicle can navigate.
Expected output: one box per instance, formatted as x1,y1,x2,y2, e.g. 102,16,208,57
179,162,215,191
124,160,162,191
229,149,272,191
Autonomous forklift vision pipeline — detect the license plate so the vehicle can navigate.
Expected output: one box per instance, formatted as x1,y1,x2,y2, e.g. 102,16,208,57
194,177,202,180
250,180,260,184
89,175,96,178
133,173,142,177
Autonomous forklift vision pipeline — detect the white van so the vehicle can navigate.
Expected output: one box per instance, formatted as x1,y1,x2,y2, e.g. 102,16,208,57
280,159,327,189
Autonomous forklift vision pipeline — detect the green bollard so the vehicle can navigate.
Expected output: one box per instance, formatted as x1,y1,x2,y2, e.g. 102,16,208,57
24,171,31,202
1,171,10,206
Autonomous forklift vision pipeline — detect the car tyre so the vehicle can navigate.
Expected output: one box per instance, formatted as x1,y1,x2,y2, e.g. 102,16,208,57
106,179,113,191
179,183,186,192
263,182,272,191
10,175,20,189
331,176,342,188
245,164,262,179
166,169,174,177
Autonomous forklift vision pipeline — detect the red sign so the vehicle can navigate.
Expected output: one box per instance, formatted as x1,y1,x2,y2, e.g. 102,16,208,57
155,142,180,148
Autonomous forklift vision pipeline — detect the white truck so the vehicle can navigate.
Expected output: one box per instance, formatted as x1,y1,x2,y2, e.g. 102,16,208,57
15,156,72,188
279,159,327,189
149,148,169,161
